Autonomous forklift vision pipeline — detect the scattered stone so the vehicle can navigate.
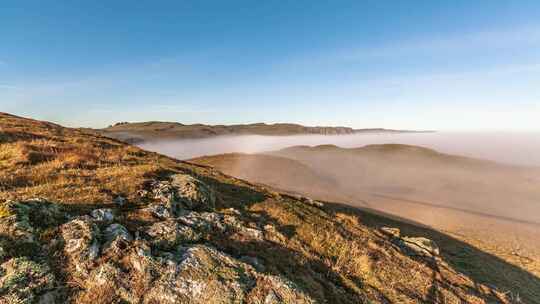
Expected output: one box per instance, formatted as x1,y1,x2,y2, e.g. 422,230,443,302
400,236,440,258
60,216,100,274
90,208,114,222
223,207,241,216
380,227,401,238
114,196,127,206
238,227,264,240
240,256,266,272
146,202,179,219
381,227,440,259
301,197,324,208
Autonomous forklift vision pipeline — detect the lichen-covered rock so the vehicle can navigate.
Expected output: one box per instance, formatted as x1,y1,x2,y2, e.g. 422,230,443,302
102,223,132,254
0,199,63,244
248,275,315,304
79,262,140,304
0,257,55,304
177,211,227,233
149,174,216,218
300,196,324,209
91,208,114,223
143,245,255,304
381,227,440,259
380,227,400,238
144,220,201,250
170,174,216,211
104,224,132,243
400,236,440,258
60,216,100,275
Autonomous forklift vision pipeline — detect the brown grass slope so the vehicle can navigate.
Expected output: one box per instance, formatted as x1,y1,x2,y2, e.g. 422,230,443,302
0,112,533,303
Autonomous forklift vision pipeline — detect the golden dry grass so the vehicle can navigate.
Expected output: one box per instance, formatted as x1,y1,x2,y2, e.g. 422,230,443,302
0,113,174,204
0,112,528,303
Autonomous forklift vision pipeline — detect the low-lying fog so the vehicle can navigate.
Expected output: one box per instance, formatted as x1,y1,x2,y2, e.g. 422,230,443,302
140,131,540,257
139,132,540,167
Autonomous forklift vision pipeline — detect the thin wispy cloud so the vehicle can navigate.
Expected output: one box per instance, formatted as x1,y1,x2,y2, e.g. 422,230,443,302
339,25,540,61
0,84,19,90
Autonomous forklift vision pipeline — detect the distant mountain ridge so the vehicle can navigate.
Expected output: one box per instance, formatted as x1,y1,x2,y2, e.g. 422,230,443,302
99,121,428,143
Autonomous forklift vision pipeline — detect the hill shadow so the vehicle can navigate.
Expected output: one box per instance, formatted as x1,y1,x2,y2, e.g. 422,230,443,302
322,200,540,303
189,170,539,303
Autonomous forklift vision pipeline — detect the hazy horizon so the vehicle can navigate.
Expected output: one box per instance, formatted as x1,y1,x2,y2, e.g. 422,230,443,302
137,131,540,167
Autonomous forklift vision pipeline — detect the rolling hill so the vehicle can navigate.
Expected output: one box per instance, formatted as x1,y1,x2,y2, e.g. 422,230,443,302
0,112,536,303
99,121,423,143
192,144,540,302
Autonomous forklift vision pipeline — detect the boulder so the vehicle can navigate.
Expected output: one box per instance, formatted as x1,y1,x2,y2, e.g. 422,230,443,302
143,245,255,304
170,174,216,211
146,174,216,219
249,275,315,304
104,224,132,243
380,227,440,259
60,216,100,274
90,208,114,223
139,245,315,304
400,237,440,258
380,227,400,238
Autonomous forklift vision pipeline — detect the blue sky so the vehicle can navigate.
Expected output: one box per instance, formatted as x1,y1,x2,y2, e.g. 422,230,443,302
1,1,540,130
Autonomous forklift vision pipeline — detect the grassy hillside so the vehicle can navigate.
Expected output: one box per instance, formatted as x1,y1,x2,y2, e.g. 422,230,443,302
0,113,533,303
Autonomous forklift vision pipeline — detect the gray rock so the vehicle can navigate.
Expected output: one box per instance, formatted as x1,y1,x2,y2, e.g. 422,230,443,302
104,223,132,243
60,216,100,275
240,256,266,272
142,245,254,304
144,220,201,250
400,236,440,257
381,227,440,259
380,227,401,238
254,275,315,304
177,211,226,233
114,196,127,206
91,208,114,222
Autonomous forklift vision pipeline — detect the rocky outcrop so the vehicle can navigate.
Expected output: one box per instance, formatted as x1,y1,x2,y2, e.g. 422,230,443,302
380,227,440,259
0,200,62,303
60,216,100,275
54,174,312,303
146,174,216,218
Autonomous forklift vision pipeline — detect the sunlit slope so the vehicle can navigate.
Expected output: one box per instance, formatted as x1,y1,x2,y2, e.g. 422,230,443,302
0,113,536,303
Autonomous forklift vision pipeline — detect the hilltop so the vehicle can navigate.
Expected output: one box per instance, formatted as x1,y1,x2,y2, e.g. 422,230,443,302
0,112,533,303
99,121,423,143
